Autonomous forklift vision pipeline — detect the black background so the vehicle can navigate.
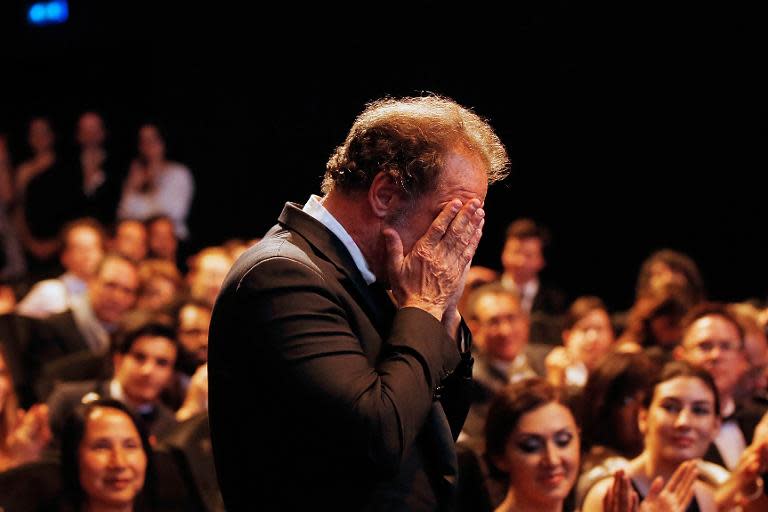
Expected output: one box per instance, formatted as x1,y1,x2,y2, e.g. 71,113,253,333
1,1,765,310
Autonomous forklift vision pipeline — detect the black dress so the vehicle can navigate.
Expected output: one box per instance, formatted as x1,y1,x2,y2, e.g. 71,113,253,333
631,478,701,512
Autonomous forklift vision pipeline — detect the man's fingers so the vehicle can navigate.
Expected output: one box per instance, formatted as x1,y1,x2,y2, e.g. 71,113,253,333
444,199,483,250
460,220,484,267
422,200,463,247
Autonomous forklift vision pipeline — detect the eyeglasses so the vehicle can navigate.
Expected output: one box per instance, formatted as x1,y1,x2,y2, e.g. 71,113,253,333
689,339,741,355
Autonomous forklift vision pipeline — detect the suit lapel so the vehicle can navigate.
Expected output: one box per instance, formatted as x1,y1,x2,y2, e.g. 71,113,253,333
278,203,392,333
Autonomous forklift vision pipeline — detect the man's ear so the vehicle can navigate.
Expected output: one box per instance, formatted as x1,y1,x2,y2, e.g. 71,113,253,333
368,171,402,219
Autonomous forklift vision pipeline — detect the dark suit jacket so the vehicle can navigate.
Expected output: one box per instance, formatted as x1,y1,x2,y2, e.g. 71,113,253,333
46,379,177,441
1,311,92,407
208,203,473,511
704,399,767,468
531,282,567,316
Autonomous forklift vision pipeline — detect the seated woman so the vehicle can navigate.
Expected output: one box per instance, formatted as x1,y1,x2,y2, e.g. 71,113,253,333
545,296,615,389
576,352,659,504
582,361,767,512
0,343,51,472
60,398,151,512
117,123,194,240
485,377,580,512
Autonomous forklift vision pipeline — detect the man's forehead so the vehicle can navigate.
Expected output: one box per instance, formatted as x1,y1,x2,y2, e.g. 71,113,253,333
684,315,740,342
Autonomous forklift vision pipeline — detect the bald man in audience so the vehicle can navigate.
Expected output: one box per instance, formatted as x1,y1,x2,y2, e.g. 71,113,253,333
459,282,551,452
674,302,768,470
186,247,233,307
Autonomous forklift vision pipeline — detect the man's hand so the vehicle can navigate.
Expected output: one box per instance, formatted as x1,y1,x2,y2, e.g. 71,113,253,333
383,198,484,323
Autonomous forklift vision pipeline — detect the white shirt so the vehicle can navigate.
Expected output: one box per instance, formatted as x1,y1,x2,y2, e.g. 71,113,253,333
714,398,747,470
16,272,88,318
501,274,539,313
302,195,375,285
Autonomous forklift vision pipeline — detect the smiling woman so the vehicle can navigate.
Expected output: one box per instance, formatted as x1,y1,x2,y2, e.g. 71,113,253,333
485,378,580,512
60,399,153,512
581,361,722,512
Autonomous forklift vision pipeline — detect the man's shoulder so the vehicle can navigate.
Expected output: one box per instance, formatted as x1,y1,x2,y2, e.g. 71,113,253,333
228,222,329,285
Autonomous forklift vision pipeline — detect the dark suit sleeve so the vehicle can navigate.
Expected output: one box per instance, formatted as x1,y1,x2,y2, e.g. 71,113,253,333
439,321,474,440
216,255,460,474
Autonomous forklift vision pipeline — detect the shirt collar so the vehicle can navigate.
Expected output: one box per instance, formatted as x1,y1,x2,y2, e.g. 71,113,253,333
303,195,376,285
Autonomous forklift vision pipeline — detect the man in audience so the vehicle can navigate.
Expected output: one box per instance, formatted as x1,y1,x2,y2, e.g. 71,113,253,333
73,111,122,226
111,218,148,263
146,214,179,263
24,254,139,397
500,218,566,316
674,302,767,470
16,218,105,318
46,312,178,440
162,298,212,411
459,282,550,451
186,247,232,307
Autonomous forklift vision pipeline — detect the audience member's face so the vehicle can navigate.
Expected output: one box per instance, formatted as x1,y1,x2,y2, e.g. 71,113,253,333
136,276,177,312
502,237,545,284
189,253,232,306
494,402,579,508
29,118,54,154
138,125,165,162
564,309,614,371
386,148,488,259
178,304,211,365
0,352,11,413
77,113,106,148
148,219,177,260
114,335,176,405
473,293,529,361
639,376,719,465
62,226,104,280
79,407,147,510
90,259,139,325
678,315,747,400
114,221,148,263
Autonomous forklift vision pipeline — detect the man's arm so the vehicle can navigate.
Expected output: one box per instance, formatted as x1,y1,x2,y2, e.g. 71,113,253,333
231,255,458,474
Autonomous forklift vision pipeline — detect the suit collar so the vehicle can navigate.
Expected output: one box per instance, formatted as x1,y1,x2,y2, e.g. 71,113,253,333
279,202,367,286
278,202,394,331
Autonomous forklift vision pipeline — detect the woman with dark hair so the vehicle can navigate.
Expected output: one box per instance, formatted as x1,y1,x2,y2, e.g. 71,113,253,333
579,352,658,468
635,249,705,305
582,361,763,512
617,284,695,356
60,398,152,512
117,123,194,240
545,296,615,389
485,377,580,512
